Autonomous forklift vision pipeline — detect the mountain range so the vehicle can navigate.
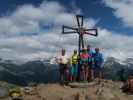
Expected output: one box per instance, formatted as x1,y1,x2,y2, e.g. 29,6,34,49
0,57,132,85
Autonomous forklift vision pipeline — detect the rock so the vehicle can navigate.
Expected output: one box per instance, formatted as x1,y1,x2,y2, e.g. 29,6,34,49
68,82,94,88
0,87,8,98
1,80,133,100
76,93,85,100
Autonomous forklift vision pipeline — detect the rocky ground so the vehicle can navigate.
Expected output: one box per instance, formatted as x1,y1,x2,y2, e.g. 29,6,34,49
0,80,133,100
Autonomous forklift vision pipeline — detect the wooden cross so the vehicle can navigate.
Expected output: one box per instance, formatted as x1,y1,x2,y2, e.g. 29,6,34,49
62,15,98,56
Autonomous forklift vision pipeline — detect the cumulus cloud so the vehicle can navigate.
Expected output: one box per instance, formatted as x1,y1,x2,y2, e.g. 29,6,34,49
103,0,133,28
86,28,133,61
0,0,133,62
0,2,75,37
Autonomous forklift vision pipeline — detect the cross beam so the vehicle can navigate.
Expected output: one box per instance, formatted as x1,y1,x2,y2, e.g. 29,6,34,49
62,15,98,56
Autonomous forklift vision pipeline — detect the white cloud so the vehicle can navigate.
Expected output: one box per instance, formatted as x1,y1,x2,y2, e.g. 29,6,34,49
103,0,133,28
95,28,133,60
0,0,133,62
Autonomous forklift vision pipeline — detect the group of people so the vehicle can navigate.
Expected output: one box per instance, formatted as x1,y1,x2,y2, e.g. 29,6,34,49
56,45,103,83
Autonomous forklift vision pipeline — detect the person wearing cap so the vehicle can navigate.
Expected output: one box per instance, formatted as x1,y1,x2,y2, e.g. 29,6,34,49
94,48,103,80
56,49,69,83
80,48,90,81
70,50,78,81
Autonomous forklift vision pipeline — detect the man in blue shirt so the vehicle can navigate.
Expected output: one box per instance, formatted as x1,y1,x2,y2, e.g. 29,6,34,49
94,48,104,80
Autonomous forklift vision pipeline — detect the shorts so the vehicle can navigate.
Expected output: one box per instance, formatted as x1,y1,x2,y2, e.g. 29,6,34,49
70,64,78,77
94,64,102,72
80,60,88,65
90,64,96,70
80,63,89,74
59,64,67,75
88,61,92,66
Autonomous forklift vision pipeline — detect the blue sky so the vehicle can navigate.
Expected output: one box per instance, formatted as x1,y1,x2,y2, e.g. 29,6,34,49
1,0,133,35
0,0,133,62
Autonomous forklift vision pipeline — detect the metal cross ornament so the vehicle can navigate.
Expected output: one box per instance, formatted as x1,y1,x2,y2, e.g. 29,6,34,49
62,15,98,56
